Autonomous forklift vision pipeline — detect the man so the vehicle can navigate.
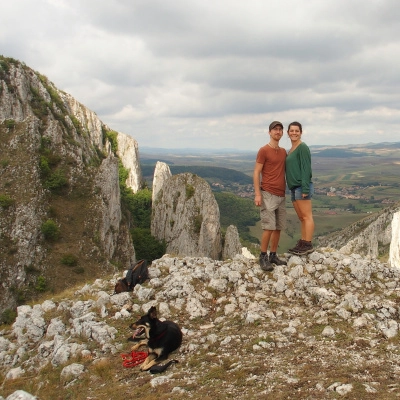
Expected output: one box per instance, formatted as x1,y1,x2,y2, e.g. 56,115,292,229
253,121,287,271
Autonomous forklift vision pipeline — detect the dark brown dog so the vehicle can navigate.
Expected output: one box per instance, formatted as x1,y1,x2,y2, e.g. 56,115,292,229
130,306,182,371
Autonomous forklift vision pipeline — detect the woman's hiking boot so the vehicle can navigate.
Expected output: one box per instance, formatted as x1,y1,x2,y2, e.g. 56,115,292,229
290,240,314,256
288,239,302,254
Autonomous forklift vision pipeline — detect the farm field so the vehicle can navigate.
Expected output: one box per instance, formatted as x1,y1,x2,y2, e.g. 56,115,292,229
250,202,371,253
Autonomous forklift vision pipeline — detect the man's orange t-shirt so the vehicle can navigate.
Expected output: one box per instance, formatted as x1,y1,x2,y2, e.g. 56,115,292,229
256,145,286,197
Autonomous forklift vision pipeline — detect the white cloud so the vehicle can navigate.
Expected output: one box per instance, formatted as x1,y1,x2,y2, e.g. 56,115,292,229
1,0,400,150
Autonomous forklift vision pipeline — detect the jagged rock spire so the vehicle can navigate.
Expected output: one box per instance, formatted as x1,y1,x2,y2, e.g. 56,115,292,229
151,171,222,259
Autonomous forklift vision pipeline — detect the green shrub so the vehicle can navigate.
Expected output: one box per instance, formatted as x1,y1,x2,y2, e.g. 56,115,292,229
1,159,9,168
5,119,16,129
41,219,60,241
30,86,49,119
105,129,118,154
131,228,165,262
36,276,47,292
119,161,129,190
10,286,26,305
44,170,68,192
39,156,51,177
0,58,11,73
45,82,65,112
61,253,78,266
70,115,84,136
0,308,17,325
124,188,152,229
117,161,165,261
46,153,61,166
40,137,51,149
214,191,260,243
186,184,195,200
0,194,15,208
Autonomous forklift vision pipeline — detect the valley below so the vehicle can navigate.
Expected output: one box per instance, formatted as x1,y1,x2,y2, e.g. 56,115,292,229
140,142,400,259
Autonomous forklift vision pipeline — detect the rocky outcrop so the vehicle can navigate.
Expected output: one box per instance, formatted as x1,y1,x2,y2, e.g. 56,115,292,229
2,250,400,398
319,202,400,259
222,225,242,259
0,57,139,309
95,156,133,262
116,133,142,193
151,172,222,259
152,161,172,204
389,211,400,268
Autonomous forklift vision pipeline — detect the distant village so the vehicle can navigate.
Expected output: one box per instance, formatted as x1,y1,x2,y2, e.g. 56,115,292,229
211,182,396,205
323,186,394,204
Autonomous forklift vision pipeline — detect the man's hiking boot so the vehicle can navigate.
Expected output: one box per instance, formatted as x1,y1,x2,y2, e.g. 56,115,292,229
290,240,314,256
269,253,287,266
259,253,273,271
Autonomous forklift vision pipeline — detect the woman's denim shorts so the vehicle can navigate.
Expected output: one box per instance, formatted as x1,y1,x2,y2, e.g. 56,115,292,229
290,182,314,201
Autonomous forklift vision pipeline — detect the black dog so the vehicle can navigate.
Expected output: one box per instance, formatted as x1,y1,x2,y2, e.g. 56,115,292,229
130,306,182,371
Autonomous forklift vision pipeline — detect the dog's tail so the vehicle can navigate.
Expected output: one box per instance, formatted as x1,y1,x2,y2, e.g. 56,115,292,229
149,359,179,374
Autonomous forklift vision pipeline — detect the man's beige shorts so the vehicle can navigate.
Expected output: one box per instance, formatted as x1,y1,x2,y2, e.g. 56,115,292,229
260,191,286,231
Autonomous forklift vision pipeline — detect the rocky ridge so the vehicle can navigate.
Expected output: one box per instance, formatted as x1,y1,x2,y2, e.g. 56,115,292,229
319,202,400,262
2,249,400,399
389,210,400,268
0,57,141,310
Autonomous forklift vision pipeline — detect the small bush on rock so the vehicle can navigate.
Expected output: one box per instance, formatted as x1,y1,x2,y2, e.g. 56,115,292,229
0,308,17,325
35,276,47,292
0,194,15,208
61,253,78,266
41,219,60,241
44,169,68,192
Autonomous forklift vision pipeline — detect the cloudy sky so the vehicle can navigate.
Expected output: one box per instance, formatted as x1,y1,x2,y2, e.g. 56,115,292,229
1,0,400,150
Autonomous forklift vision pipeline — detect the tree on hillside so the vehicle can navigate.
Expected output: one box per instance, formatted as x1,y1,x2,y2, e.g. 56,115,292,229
214,192,259,243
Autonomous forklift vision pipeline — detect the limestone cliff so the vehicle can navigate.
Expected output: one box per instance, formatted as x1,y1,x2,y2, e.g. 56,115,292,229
116,132,142,193
319,201,400,261
152,161,172,204
389,211,400,268
151,172,222,259
0,56,141,311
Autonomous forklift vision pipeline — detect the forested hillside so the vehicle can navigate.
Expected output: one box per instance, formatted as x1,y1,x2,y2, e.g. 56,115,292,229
141,164,252,186
214,192,259,243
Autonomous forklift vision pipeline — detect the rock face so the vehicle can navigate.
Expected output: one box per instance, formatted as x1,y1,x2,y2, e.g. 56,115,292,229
0,57,140,310
151,172,222,259
222,225,242,259
116,132,142,193
389,211,400,268
152,161,172,204
319,202,400,259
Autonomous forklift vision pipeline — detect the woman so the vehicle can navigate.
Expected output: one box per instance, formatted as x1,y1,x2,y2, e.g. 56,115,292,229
285,121,314,255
